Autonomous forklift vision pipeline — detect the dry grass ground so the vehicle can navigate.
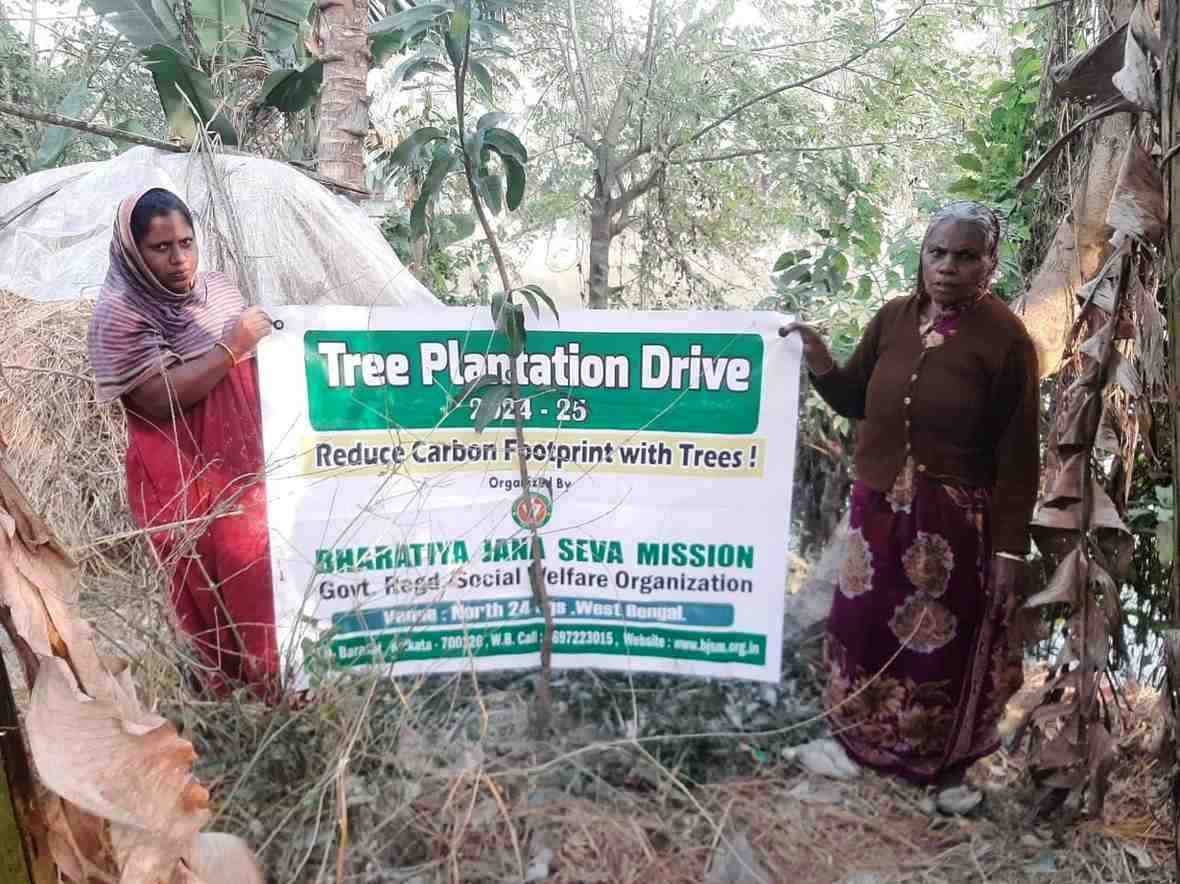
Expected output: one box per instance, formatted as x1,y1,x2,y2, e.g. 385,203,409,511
1,290,1177,883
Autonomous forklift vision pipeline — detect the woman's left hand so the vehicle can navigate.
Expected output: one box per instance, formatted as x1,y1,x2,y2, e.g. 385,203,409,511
992,555,1025,619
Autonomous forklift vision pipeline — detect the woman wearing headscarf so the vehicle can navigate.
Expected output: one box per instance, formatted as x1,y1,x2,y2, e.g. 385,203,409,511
784,202,1039,790
88,188,279,698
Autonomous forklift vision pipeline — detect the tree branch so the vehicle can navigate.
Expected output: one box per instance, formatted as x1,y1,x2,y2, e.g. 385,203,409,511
615,159,663,211
669,135,953,165
565,0,595,136
0,99,371,197
674,3,926,152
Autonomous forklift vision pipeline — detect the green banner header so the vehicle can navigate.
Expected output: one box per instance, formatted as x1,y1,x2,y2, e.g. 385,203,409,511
304,330,763,434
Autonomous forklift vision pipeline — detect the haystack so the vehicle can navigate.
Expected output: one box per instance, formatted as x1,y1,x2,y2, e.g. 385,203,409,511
0,294,175,693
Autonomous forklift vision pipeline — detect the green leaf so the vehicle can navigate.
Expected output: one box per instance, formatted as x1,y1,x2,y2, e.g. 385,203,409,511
477,111,510,133
491,291,508,327
483,126,527,164
190,0,249,58
831,252,849,277
483,131,526,210
478,167,503,214
252,0,314,52
469,60,494,99
516,286,540,319
516,284,558,321
503,303,526,355
410,144,461,240
954,153,983,173
32,82,91,170
109,118,150,153
450,5,470,40
965,130,988,153
772,252,795,272
500,156,525,210
370,3,448,36
143,44,238,145
431,213,476,247
470,18,509,43
390,126,447,166
83,0,182,51
473,384,511,432
259,61,323,112
457,372,504,404
1158,519,1175,566
947,176,979,196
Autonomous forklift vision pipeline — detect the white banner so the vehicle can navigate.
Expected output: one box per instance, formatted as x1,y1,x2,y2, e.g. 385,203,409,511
258,307,801,686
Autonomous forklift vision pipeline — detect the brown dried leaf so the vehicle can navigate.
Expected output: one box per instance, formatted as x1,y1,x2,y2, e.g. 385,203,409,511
1112,14,1157,112
1032,479,1130,535
1043,451,1088,508
1055,383,1102,447
180,833,266,884
1030,525,1081,564
1130,0,1163,58
1095,405,1122,454
1067,609,1111,669
0,465,134,702
1106,142,1165,245
44,796,117,884
1026,545,1084,608
1050,24,1127,105
26,658,210,836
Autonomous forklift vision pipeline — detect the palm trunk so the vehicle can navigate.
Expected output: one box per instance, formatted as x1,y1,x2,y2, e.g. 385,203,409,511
317,0,369,191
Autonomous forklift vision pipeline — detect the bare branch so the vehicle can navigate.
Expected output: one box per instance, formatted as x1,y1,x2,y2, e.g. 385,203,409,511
565,0,595,135
669,135,954,165
674,3,926,152
0,100,371,197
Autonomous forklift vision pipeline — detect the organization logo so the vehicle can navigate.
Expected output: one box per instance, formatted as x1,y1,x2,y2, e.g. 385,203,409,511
511,491,553,530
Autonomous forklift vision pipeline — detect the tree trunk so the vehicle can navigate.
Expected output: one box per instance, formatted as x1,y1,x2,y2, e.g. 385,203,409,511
0,651,52,884
317,0,370,192
1163,0,1180,625
587,206,612,308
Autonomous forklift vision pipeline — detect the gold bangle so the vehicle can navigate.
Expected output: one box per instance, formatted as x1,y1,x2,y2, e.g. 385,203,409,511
214,342,237,365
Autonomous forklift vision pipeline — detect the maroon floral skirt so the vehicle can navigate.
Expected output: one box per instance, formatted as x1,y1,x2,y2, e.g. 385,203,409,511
825,461,1023,784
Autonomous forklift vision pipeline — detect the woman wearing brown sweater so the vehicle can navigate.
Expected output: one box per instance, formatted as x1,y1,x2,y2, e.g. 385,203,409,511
785,202,1039,791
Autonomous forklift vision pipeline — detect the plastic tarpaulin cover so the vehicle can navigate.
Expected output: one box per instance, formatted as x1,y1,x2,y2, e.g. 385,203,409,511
0,146,437,307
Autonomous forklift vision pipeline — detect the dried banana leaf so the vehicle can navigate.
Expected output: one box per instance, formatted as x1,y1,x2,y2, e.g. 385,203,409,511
1026,544,1084,608
1043,449,1089,508
1112,12,1158,112
1130,0,1163,59
1031,479,1130,534
1106,141,1165,245
1050,24,1128,105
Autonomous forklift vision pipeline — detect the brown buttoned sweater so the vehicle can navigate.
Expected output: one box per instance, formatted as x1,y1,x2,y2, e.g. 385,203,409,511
810,293,1040,554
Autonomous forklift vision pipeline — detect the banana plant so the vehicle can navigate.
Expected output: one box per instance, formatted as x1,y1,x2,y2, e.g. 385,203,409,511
77,0,320,149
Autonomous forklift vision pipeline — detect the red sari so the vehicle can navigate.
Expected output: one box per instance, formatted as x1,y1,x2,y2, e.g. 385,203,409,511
125,359,279,697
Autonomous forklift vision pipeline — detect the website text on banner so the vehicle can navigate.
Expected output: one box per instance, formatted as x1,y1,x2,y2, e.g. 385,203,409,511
257,307,801,687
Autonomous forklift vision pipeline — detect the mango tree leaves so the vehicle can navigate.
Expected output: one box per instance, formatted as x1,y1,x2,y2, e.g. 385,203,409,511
390,126,448,166
143,44,239,145
410,143,461,240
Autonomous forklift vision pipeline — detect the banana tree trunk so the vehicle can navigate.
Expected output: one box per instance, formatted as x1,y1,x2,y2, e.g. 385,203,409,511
317,0,369,191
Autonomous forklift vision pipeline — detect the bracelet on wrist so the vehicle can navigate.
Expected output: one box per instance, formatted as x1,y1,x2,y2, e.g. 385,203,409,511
214,342,238,366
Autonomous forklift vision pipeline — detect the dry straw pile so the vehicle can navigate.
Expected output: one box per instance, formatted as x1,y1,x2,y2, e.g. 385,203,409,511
0,289,1176,882
0,292,175,684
